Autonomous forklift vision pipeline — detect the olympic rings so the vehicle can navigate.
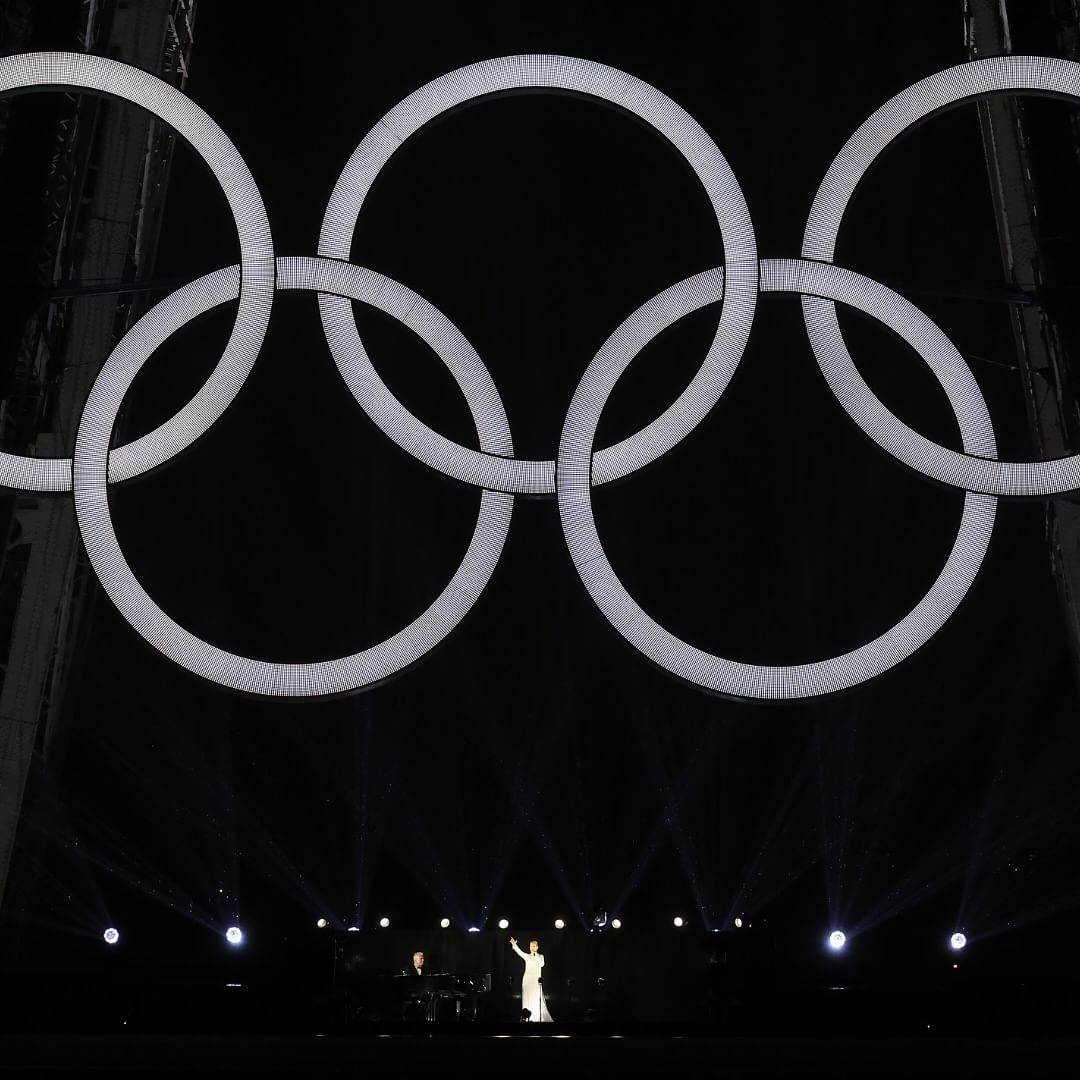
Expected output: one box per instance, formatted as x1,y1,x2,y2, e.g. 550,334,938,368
2,51,1071,698
0,51,274,493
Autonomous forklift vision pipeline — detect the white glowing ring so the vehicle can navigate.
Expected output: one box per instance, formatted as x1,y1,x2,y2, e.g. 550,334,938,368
73,256,513,696
318,54,757,494
557,257,997,700
0,52,274,493
803,55,1080,496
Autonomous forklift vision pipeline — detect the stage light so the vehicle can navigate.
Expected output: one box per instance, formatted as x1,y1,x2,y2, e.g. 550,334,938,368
554,919,565,930
734,916,743,928
103,928,119,945
828,930,846,951
950,932,967,951
591,908,607,930
225,927,243,946
440,918,451,929
673,916,685,928
315,918,328,929
346,926,360,932
498,918,510,930
467,926,480,933
611,919,622,929
378,917,390,928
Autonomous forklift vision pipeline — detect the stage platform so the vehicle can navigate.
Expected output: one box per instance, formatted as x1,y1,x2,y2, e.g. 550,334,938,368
4,927,1078,1074
1,1031,1077,1078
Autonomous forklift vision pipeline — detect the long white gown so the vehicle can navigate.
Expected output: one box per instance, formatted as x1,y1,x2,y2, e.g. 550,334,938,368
511,942,553,1022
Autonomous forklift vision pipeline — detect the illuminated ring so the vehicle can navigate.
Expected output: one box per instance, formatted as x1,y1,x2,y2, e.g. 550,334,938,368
0,51,274,493
318,54,757,494
803,55,1080,496
72,256,513,696
557,257,997,700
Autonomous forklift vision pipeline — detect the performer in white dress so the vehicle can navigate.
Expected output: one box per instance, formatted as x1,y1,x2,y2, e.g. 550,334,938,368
510,937,553,1022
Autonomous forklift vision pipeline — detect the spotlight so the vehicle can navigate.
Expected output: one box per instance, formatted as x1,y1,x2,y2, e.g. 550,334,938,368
611,919,622,930
673,916,685,928
378,917,390,928
734,917,743,928
346,926,360,932
467,926,480,933
315,918,328,929
554,919,565,930
103,928,119,945
950,932,967,951
225,927,243,946
828,930,846,951
440,918,451,929
498,918,510,930
591,908,607,930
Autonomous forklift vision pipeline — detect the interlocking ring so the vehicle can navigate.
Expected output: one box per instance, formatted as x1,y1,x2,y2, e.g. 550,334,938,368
2,52,1074,698
803,55,1080,496
72,258,513,696
0,52,274,492
557,258,997,699
318,55,758,493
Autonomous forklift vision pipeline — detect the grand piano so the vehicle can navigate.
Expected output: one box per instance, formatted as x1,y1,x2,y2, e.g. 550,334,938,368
342,970,491,1024
333,933,492,1024
393,972,492,1022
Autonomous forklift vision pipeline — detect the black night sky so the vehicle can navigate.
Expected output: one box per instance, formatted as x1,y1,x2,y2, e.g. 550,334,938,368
6,1,1080,989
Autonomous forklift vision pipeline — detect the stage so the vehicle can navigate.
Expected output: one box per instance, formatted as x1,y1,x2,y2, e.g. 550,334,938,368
2,958,1078,1077
0,1031,1076,1078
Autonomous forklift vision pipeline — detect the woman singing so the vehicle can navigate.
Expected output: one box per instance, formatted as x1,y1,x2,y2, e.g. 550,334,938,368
509,937,553,1022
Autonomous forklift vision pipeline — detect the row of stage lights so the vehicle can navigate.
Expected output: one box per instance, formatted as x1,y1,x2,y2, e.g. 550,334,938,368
100,926,244,947
828,930,968,952
98,922,971,951
310,919,971,951
97,923,970,952
322,917,625,932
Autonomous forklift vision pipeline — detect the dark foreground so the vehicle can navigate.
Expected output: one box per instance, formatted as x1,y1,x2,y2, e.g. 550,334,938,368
2,1030,1078,1078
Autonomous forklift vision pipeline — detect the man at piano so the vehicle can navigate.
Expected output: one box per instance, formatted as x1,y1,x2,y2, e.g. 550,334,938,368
400,951,432,1020
395,951,487,1022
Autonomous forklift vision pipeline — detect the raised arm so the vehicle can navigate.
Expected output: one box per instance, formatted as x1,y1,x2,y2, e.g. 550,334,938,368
510,940,527,960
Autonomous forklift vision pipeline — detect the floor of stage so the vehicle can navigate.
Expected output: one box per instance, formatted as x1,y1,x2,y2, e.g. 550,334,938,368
1,1031,1077,1077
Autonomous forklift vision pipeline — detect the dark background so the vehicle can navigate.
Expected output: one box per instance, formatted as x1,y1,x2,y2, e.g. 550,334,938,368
4,0,1080,1013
